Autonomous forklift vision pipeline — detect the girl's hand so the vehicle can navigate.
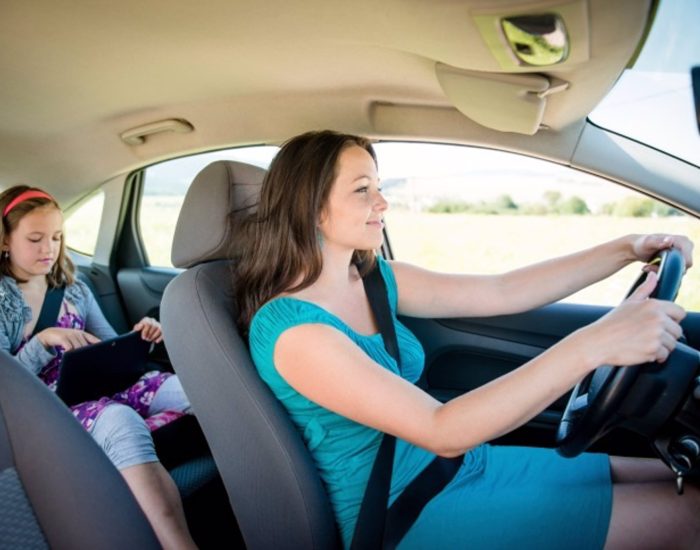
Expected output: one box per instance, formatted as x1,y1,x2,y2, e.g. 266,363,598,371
37,327,101,351
581,271,686,368
631,234,694,270
133,317,163,343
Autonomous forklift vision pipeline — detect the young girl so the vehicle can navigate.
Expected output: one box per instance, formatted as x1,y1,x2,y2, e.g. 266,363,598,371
238,131,699,549
0,186,196,550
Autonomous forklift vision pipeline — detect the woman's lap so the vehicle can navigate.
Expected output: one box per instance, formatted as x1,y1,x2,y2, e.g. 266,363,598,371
399,445,612,550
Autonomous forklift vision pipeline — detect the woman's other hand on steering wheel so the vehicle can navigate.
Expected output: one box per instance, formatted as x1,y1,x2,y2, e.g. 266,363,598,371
581,271,686,368
37,327,101,351
631,234,694,271
133,317,163,343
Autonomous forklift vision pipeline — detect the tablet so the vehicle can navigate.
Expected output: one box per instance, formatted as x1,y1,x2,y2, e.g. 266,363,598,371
55,331,151,407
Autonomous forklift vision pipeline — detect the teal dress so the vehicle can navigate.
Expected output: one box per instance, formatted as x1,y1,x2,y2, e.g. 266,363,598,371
249,257,612,549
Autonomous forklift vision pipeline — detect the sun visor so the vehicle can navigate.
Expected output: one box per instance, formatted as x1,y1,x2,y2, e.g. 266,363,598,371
436,63,568,135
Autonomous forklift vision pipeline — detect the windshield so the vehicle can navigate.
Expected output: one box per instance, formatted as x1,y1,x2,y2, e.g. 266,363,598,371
589,0,700,166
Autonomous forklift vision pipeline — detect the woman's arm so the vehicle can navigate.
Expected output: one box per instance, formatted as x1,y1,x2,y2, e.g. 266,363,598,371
392,233,693,318
273,273,685,457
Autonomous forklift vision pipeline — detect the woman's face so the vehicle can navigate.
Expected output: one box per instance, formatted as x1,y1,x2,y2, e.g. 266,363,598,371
318,145,387,253
3,205,63,281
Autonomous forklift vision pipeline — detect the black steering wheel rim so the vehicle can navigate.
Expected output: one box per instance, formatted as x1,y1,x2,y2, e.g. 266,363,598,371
556,247,685,458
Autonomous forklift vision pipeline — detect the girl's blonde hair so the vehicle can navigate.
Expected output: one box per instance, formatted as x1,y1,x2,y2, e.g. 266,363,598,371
0,185,75,287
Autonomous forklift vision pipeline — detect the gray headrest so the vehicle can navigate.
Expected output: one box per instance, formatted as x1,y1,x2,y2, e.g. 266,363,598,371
171,160,266,268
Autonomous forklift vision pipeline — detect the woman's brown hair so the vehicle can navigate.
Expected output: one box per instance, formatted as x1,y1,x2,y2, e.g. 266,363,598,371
234,130,378,332
0,185,75,287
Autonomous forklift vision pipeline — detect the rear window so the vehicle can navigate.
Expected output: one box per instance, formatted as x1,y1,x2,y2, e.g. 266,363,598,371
139,147,278,267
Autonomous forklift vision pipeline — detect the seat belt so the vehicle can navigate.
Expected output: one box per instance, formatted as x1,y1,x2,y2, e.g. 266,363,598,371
31,286,66,337
351,262,462,550
351,265,399,550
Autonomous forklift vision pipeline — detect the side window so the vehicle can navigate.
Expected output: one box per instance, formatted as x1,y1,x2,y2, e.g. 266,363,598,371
65,190,105,256
375,143,699,309
139,146,279,268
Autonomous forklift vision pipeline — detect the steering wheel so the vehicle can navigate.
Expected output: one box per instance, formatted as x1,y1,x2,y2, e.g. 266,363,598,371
556,247,686,457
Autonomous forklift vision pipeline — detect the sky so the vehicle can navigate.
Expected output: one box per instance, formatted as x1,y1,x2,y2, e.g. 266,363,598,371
589,0,700,166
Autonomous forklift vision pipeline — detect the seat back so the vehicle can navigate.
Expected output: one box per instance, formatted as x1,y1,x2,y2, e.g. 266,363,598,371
0,351,159,549
161,161,339,549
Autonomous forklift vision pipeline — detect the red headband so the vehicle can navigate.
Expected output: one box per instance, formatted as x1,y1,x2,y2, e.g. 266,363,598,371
3,190,55,217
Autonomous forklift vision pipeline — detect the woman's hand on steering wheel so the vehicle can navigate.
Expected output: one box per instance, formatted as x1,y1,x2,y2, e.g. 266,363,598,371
558,246,690,457
581,270,686,368
631,234,694,270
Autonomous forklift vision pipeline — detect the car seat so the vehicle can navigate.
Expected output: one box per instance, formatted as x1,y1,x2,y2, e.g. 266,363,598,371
161,160,340,549
0,350,160,549
74,265,238,547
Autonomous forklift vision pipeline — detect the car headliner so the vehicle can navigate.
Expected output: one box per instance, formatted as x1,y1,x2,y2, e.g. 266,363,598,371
0,0,651,202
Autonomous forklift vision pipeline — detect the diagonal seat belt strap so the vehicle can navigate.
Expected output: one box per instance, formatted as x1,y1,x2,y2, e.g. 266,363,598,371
362,262,400,363
351,261,399,550
353,260,463,550
32,286,65,337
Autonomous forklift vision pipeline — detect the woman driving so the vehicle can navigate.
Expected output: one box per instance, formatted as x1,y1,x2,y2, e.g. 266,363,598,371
237,130,698,549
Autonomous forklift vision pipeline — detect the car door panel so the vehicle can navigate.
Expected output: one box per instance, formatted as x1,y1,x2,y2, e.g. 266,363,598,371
116,267,179,323
73,262,131,335
403,304,700,455
116,267,180,368
403,302,604,397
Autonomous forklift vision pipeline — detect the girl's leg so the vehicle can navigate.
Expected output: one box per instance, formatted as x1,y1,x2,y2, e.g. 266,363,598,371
120,461,197,550
89,404,196,550
605,457,700,549
148,375,191,415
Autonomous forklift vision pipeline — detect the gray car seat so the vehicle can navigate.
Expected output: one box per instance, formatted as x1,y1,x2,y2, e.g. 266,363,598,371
161,160,340,549
0,351,160,549
73,266,237,548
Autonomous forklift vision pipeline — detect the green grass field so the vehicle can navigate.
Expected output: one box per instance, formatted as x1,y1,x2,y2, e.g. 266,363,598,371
68,197,699,311
384,211,700,310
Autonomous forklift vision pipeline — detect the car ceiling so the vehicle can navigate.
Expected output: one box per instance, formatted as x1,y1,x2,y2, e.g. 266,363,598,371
0,0,652,203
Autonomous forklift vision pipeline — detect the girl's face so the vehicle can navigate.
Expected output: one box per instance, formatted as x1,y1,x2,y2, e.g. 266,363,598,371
3,205,63,281
319,145,387,252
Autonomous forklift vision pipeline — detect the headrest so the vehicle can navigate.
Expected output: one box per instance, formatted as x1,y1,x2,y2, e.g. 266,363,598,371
171,160,266,268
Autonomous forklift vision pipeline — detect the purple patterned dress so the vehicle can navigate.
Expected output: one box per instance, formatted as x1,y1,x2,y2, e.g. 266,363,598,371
20,300,183,432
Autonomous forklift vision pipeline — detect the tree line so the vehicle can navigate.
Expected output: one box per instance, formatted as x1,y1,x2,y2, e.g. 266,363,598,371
427,191,682,217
